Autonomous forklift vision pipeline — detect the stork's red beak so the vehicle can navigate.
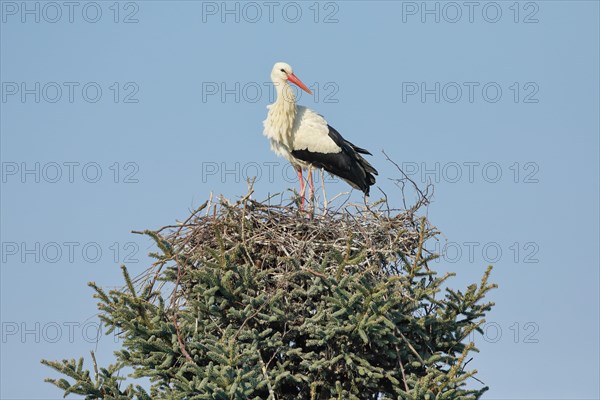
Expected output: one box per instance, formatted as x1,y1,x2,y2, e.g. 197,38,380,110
287,73,312,95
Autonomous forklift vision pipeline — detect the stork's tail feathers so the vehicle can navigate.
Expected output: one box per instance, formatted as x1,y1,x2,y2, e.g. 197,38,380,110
351,149,378,196
329,127,378,196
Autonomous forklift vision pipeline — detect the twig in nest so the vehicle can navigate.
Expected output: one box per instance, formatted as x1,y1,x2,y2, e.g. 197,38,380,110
320,168,328,215
382,149,433,213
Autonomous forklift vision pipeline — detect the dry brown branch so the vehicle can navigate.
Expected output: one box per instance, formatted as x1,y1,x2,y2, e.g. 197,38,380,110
382,150,433,214
395,344,410,393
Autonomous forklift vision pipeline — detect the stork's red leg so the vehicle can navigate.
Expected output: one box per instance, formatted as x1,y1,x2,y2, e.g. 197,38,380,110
297,168,305,210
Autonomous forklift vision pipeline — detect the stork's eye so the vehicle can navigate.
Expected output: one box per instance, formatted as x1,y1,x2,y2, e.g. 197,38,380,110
280,69,286,73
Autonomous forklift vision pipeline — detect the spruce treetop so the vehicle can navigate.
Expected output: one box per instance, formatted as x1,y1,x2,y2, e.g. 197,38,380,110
43,186,496,399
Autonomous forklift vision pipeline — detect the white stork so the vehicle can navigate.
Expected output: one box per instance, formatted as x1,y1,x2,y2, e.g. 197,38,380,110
263,62,378,207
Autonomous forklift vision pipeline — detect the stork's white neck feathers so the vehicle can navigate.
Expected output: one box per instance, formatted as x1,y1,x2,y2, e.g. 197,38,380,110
264,79,297,152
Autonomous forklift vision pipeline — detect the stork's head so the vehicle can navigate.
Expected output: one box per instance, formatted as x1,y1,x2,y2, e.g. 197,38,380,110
271,62,312,95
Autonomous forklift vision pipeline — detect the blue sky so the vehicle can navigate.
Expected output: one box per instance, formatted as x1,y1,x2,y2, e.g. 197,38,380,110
1,1,599,398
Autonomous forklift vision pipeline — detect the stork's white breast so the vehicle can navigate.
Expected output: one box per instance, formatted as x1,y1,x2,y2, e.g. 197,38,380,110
292,106,342,154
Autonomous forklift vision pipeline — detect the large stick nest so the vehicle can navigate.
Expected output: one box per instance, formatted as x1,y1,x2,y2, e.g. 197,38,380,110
189,198,424,272
135,179,436,303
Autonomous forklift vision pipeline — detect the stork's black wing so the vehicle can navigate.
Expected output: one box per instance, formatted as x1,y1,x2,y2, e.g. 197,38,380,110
291,125,378,195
